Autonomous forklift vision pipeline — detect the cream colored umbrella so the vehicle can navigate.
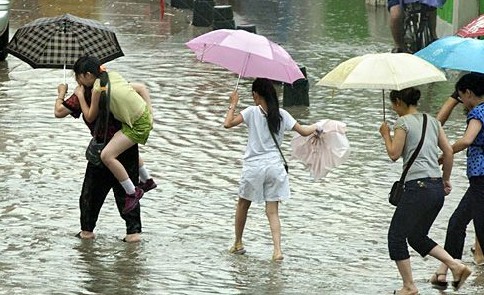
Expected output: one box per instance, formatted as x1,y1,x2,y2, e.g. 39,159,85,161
317,53,447,120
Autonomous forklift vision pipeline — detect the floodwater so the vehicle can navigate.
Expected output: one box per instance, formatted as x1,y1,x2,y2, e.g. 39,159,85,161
0,0,481,294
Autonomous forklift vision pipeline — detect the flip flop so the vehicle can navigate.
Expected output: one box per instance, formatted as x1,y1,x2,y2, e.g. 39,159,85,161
229,243,246,255
429,273,448,290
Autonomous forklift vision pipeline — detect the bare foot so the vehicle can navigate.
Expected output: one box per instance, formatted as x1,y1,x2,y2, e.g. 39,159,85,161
451,264,472,290
76,231,95,239
393,287,418,295
474,254,484,265
272,253,284,261
123,233,141,243
473,244,484,265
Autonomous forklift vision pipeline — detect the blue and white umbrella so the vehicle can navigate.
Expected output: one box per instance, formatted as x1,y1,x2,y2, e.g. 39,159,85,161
414,36,484,74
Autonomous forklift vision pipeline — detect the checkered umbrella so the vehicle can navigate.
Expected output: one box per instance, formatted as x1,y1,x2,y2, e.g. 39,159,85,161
6,13,124,70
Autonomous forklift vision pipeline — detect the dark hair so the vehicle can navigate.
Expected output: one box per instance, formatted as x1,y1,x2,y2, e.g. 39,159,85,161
455,72,484,97
252,78,282,134
389,87,420,106
73,55,110,134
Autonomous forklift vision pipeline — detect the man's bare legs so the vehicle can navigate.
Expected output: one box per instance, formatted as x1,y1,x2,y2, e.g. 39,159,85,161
427,8,438,41
390,4,405,52
78,231,95,239
124,233,141,243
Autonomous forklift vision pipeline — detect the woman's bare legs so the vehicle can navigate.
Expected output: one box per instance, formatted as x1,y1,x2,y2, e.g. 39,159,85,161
473,235,484,265
101,130,135,187
430,246,472,290
231,198,251,253
266,201,283,261
139,157,145,168
395,259,419,295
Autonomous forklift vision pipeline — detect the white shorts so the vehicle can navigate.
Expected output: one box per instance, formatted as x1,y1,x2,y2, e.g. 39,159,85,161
238,158,290,203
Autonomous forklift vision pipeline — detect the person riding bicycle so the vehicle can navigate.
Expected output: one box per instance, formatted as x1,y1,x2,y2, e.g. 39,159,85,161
388,0,446,53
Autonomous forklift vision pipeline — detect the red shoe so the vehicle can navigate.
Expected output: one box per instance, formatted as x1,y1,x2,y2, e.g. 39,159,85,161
139,178,157,193
123,187,144,214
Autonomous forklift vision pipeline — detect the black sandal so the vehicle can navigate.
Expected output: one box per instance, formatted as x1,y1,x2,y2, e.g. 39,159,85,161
430,273,448,290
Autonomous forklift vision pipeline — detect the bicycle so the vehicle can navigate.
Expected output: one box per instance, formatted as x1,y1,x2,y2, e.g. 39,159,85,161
402,2,435,53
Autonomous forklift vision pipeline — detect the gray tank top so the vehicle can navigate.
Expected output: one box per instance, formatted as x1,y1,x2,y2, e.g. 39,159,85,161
394,113,441,182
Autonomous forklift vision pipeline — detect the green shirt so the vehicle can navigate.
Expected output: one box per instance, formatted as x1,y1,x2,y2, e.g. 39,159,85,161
94,71,146,128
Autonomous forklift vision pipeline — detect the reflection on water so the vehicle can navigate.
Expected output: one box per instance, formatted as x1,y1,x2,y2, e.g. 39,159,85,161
0,0,482,294
75,241,146,295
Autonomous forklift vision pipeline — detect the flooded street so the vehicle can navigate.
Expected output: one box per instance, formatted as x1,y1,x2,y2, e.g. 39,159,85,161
0,0,481,294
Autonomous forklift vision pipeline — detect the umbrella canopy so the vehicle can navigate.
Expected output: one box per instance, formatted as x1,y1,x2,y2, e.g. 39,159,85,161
457,14,484,38
185,29,304,86
7,13,124,69
317,52,446,90
291,119,350,180
414,36,484,73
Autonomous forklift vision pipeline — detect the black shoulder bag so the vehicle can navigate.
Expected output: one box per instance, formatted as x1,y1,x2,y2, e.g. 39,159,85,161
85,76,111,167
389,113,427,206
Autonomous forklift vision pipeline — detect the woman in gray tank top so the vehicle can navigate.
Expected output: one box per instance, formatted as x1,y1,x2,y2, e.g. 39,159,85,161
379,87,471,294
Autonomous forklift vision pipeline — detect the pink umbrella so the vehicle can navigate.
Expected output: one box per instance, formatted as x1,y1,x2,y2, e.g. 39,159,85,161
185,29,304,89
291,119,350,180
457,14,484,38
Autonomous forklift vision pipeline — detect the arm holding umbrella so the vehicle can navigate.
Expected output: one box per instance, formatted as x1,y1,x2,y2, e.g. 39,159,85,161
436,91,461,126
223,90,321,135
55,83,70,118
380,122,406,161
224,91,243,128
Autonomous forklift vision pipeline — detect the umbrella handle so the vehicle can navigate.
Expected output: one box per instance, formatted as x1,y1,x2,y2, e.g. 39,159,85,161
234,53,250,92
382,89,386,121
234,72,241,91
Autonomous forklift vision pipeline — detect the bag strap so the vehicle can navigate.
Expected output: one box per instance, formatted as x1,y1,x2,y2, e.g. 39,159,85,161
268,125,288,168
262,106,288,168
399,113,427,183
92,74,111,144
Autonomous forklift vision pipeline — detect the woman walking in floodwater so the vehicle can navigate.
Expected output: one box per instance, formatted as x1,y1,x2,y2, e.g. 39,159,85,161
224,78,322,261
431,72,484,290
379,87,471,294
